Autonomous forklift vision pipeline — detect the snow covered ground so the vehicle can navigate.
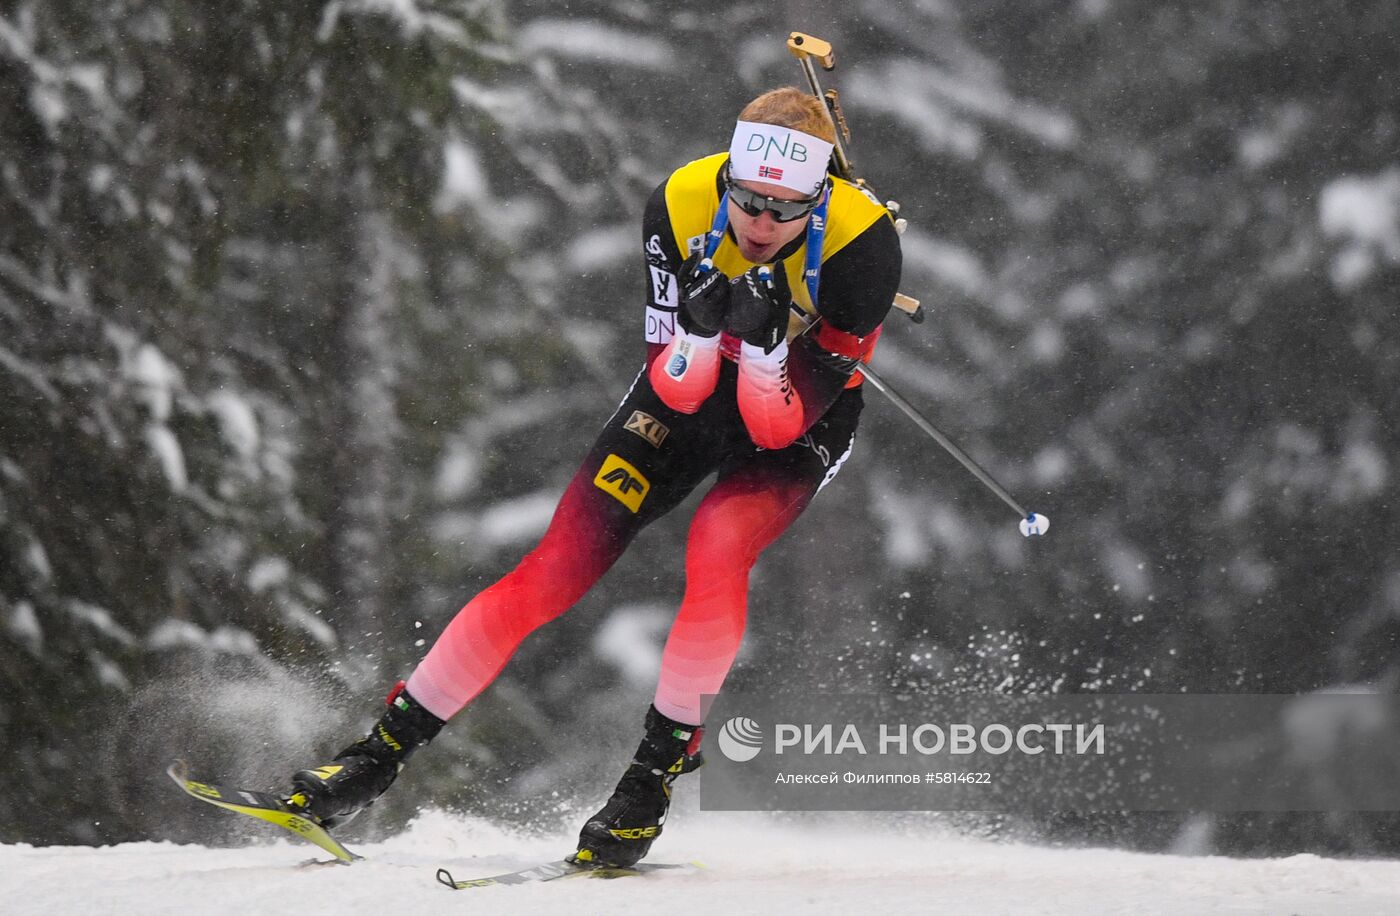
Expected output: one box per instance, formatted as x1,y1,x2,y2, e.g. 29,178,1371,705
5,810,1400,916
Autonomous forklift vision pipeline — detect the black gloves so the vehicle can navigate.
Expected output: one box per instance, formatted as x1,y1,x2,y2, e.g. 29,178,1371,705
676,252,730,337
726,265,791,354
675,256,793,353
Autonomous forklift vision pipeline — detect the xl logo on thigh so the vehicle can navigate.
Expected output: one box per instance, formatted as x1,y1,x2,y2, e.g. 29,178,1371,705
624,410,670,448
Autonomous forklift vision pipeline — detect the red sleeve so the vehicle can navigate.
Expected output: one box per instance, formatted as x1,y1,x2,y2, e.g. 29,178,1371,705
737,209,898,447
737,323,883,448
736,340,804,449
649,329,721,414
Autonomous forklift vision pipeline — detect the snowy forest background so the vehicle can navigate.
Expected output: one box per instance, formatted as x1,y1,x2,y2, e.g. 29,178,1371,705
3,0,1398,857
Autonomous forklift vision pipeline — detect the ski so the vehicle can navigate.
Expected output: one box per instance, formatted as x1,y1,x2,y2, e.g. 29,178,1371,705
436,858,701,889
166,760,359,864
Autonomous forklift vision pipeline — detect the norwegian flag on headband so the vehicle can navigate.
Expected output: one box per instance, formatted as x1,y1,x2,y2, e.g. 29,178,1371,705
757,164,784,180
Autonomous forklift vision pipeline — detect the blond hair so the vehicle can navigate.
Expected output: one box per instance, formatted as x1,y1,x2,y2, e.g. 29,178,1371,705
738,87,836,144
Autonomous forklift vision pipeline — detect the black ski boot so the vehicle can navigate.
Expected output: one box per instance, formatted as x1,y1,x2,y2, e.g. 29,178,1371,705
285,682,444,829
571,706,704,868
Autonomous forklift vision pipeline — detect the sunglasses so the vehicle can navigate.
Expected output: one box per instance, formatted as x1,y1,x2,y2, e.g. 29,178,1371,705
724,169,826,223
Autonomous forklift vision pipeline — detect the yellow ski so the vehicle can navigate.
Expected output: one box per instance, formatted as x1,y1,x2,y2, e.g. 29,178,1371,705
166,760,359,864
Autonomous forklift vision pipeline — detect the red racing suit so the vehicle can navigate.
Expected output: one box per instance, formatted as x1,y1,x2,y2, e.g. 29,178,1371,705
404,154,902,726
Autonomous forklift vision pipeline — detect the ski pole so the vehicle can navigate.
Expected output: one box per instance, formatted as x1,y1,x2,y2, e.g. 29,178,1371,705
789,310,1048,537
855,362,1048,537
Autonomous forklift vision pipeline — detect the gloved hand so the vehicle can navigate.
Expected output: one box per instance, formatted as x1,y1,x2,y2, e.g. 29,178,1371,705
726,265,791,354
676,252,730,337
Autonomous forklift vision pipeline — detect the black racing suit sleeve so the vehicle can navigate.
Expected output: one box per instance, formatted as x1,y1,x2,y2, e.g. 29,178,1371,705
642,179,685,369
789,213,903,427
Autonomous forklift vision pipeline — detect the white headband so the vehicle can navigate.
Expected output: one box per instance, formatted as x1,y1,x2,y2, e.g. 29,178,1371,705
727,120,834,196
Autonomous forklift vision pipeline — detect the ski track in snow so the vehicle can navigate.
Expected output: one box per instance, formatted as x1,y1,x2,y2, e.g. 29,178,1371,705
5,809,1399,916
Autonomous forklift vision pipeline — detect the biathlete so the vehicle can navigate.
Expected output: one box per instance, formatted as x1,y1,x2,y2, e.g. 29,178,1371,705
282,86,903,867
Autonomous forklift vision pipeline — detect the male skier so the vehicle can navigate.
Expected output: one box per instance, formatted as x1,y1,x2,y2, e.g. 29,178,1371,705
283,85,902,867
